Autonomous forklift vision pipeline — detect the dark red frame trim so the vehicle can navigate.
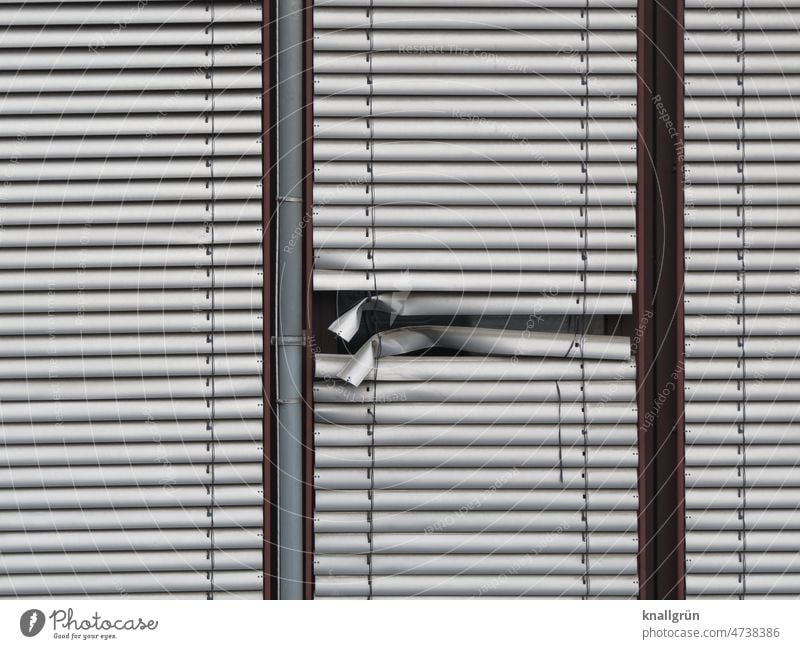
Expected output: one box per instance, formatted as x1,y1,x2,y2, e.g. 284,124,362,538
635,0,653,600
674,0,687,601
302,0,316,601
261,0,277,601
637,0,686,599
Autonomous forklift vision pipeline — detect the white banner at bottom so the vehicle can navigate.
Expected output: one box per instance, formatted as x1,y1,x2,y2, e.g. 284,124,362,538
0,601,797,649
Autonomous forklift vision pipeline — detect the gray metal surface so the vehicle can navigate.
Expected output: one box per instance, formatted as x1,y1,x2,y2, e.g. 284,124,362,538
0,0,265,599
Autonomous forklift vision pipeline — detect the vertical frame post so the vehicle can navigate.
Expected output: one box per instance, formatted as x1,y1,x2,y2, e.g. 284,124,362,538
637,0,686,599
261,0,277,600
302,0,316,601
636,0,654,600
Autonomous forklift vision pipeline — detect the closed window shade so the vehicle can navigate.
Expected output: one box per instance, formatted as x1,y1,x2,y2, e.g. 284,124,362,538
0,0,265,599
311,0,640,599
312,0,638,316
684,0,800,599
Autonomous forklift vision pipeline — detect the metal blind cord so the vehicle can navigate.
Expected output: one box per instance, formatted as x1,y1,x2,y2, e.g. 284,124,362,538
579,1,592,600
556,381,564,484
205,0,218,600
367,3,378,327
367,335,381,600
366,0,377,601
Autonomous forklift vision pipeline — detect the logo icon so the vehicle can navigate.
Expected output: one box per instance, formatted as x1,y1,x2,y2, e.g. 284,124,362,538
20,609,45,637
